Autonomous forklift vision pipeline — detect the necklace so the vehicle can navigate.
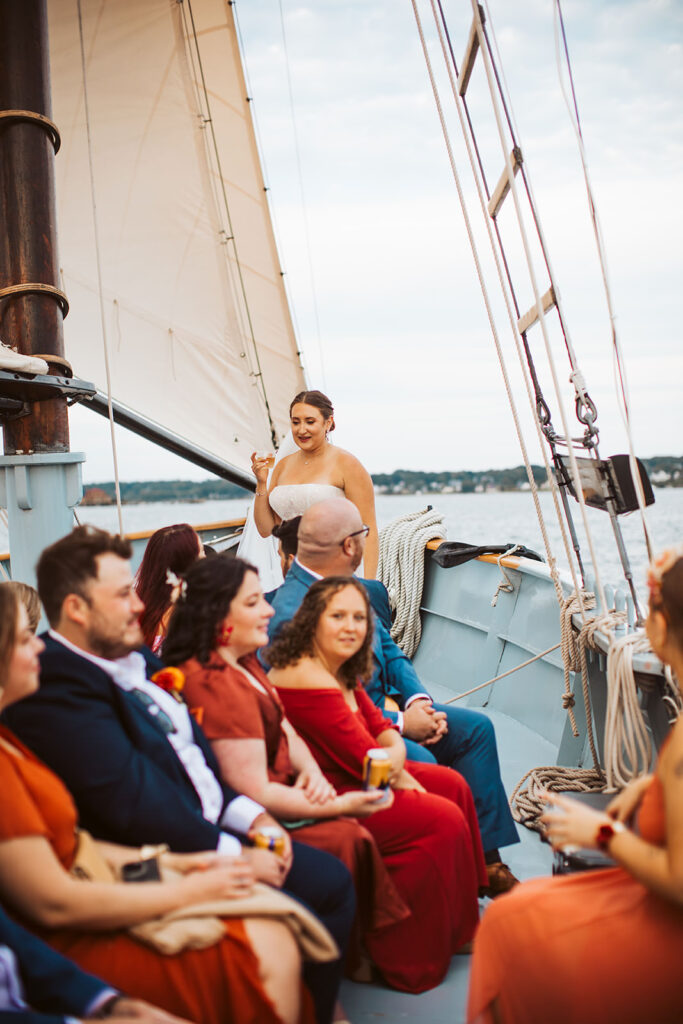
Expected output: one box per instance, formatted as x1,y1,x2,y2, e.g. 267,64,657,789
299,444,326,466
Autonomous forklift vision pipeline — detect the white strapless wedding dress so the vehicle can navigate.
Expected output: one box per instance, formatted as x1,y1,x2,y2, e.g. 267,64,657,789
269,482,344,520
236,482,345,593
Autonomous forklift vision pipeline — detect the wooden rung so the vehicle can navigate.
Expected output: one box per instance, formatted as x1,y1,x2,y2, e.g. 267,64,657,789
487,147,523,218
517,287,556,334
457,17,480,96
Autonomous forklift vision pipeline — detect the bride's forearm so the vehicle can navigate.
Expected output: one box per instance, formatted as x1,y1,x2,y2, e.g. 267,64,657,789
362,530,378,579
253,491,276,537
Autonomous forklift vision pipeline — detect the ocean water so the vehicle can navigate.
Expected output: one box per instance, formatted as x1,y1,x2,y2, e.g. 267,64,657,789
3,486,679,601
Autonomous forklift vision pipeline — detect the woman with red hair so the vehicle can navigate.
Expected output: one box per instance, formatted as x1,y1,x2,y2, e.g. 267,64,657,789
135,524,204,652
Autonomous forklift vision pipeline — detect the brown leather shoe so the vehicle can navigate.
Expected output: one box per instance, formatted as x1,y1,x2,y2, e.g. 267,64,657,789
479,861,519,898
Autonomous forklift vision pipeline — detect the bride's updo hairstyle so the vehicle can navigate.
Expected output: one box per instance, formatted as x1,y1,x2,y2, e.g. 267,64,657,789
266,576,373,688
162,555,257,666
290,390,335,432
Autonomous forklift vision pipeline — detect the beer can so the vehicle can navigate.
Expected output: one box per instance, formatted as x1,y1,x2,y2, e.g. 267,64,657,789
252,826,286,856
362,747,391,792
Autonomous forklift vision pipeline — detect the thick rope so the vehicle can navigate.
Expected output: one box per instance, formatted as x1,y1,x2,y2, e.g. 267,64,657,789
662,666,683,723
603,631,653,791
510,765,606,834
377,508,446,659
510,608,659,830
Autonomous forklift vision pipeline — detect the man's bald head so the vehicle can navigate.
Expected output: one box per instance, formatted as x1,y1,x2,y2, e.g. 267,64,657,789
297,497,365,575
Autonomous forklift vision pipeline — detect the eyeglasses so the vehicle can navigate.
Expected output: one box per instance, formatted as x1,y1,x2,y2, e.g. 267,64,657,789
340,524,370,545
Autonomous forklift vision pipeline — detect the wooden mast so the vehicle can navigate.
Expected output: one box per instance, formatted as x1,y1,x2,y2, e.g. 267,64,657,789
0,0,70,455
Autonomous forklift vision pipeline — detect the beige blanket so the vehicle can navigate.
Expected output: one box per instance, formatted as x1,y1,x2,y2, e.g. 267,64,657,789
71,830,338,961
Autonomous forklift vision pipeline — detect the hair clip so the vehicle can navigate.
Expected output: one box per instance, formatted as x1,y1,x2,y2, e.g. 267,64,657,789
166,568,188,604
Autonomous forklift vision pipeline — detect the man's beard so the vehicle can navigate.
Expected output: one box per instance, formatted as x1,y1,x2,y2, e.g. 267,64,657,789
86,621,143,661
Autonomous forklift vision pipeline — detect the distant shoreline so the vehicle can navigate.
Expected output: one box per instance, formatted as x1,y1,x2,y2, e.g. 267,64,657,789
81,456,683,505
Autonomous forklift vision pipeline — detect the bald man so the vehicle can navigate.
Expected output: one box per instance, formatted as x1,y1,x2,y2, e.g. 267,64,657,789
265,497,520,896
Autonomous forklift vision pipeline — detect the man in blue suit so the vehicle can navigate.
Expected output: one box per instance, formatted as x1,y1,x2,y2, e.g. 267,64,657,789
5,527,353,1024
0,901,186,1024
266,498,520,896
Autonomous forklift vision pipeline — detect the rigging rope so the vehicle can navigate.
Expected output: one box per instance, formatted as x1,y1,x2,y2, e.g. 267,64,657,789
232,2,315,388
413,0,665,834
510,610,663,831
552,0,654,562
76,0,124,537
275,0,326,390
421,0,592,625
377,507,446,659
474,0,610,613
180,0,279,447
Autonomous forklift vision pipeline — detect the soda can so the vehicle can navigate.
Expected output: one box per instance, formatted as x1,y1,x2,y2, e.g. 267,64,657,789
252,826,286,856
362,747,391,792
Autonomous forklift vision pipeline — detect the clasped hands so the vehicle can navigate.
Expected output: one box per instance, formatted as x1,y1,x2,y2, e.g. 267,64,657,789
403,697,447,746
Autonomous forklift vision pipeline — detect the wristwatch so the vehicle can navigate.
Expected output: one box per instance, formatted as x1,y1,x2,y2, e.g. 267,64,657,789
595,819,627,852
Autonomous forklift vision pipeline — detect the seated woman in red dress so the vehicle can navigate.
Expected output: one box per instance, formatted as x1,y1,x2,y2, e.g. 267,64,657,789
162,556,409,981
0,583,308,1024
266,576,488,994
467,547,683,1024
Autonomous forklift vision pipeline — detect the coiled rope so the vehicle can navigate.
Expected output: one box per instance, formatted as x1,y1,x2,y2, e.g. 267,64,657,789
603,631,653,791
510,604,662,831
377,507,446,659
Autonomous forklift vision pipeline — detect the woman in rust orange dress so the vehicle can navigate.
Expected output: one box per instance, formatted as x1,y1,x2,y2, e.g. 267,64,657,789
467,547,683,1024
0,583,308,1024
162,555,409,979
266,575,488,994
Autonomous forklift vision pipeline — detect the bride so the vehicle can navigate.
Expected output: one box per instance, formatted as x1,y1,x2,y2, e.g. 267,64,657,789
248,390,379,580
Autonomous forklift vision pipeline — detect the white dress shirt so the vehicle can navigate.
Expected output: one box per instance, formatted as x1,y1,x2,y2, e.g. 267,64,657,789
50,632,263,855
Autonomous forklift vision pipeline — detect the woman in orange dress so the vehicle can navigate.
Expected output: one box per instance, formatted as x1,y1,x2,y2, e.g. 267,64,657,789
0,583,308,1024
266,575,488,994
162,555,409,978
467,547,683,1024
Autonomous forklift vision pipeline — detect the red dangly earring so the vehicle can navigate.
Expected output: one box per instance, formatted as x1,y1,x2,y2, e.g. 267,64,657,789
216,624,233,647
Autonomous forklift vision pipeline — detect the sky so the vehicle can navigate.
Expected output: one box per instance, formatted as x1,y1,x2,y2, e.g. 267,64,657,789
70,0,683,483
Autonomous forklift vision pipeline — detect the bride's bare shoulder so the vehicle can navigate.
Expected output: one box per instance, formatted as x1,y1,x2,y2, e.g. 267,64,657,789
268,659,340,691
271,453,298,481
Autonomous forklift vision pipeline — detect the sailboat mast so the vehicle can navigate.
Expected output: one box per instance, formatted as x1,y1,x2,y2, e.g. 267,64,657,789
0,0,89,586
0,0,69,454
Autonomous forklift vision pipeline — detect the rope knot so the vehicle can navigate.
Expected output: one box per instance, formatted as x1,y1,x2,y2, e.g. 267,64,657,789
561,692,575,710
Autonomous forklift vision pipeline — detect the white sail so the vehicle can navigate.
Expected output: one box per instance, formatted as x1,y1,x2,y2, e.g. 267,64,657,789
48,0,305,475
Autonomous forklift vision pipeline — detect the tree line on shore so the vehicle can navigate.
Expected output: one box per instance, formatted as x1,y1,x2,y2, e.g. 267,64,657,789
81,455,683,505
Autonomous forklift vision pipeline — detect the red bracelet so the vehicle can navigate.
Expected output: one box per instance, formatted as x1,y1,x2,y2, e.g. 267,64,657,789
595,819,627,852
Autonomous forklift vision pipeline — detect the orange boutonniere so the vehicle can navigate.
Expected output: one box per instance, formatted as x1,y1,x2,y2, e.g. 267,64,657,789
151,667,186,702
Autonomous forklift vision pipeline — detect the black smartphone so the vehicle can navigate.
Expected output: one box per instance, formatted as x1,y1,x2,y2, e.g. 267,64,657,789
121,858,161,883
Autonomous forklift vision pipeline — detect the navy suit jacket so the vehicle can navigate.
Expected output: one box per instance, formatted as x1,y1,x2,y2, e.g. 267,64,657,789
4,635,241,852
0,902,107,1023
266,562,429,724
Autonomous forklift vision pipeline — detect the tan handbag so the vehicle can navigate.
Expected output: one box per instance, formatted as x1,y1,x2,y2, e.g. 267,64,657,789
70,829,338,961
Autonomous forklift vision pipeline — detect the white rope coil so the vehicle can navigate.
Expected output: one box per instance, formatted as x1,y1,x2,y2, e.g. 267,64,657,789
603,631,653,791
512,608,655,829
377,507,446,659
